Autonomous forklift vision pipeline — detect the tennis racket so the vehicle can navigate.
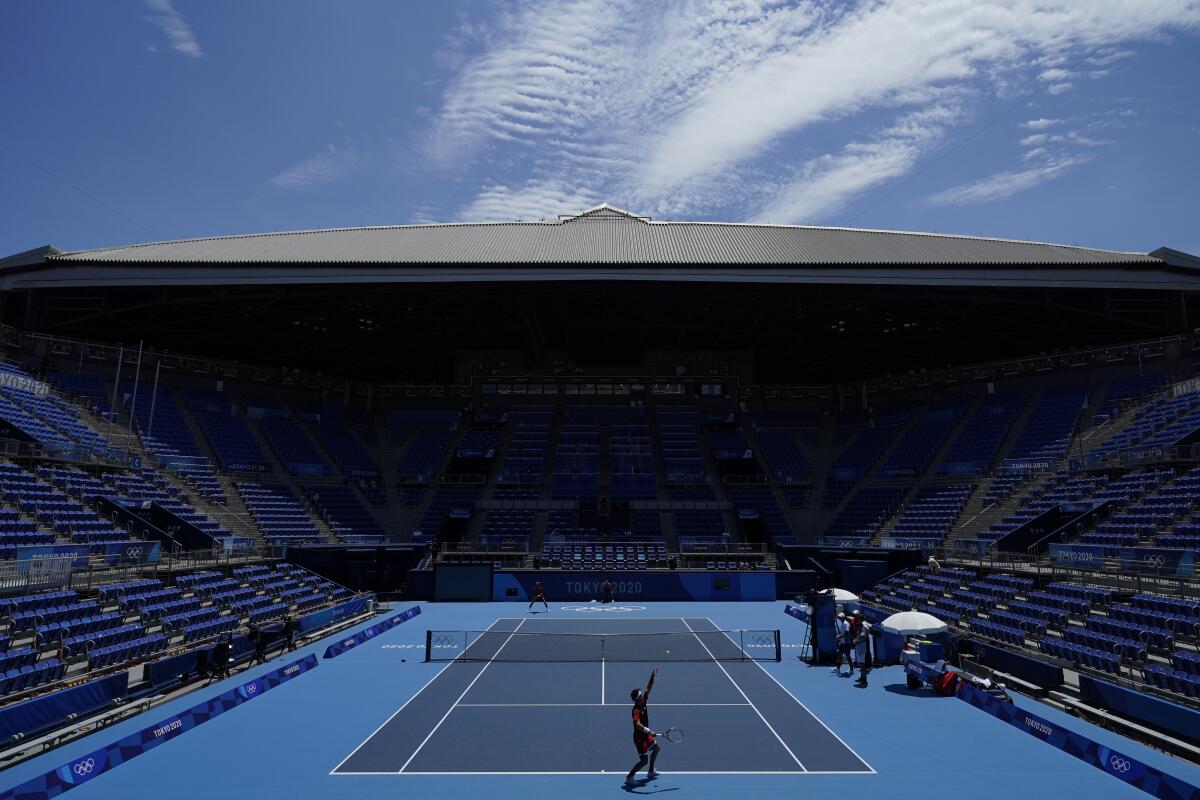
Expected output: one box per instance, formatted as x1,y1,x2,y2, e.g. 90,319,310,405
657,727,684,744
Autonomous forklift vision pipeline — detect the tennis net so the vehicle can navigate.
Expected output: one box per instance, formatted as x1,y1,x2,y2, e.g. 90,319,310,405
424,628,781,662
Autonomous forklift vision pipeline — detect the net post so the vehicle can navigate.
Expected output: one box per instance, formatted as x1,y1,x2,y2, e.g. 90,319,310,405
774,629,781,662
739,630,746,661
424,629,432,662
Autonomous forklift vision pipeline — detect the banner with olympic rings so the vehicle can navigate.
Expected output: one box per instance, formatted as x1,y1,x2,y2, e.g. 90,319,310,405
322,605,421,660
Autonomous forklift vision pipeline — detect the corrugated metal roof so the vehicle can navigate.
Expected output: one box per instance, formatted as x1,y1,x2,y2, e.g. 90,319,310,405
48,205,1159,266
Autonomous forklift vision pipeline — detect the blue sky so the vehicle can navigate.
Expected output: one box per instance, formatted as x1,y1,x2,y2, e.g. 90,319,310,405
1,0,1198,257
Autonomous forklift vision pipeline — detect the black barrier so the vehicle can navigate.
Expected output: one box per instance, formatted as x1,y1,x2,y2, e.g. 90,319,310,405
972,641,1064,692
958,681,1200,800
1078,675,1200,748
0,673,128,743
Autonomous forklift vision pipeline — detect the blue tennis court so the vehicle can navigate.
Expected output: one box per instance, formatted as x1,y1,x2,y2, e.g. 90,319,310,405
332,615,872,775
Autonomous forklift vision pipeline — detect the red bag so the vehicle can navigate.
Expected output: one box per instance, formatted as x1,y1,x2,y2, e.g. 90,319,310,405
933,670,960,697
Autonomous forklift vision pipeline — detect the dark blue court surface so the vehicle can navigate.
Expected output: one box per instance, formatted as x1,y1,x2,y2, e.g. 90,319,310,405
7,601,1200,800
333,616,871,775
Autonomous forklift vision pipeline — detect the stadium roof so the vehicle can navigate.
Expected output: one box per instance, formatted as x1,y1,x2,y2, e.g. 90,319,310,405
34,205,1166,267
4,204,1197,293
3,207,1199,382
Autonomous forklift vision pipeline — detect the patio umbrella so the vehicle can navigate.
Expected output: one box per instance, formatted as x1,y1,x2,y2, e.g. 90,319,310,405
880,611,948,636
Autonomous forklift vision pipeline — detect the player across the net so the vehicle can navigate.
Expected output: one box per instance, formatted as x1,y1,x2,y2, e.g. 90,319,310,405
423,628,781,662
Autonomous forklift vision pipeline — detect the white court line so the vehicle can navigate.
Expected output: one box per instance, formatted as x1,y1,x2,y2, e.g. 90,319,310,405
497,617,704,621
601,657,605,704
334,770,876,776
455,703,751,707
397,618,527,773
707,618,876,775
681,619,807,772
329,618,502,774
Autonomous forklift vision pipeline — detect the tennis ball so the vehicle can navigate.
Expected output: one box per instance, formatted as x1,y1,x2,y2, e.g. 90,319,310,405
666,650,671,654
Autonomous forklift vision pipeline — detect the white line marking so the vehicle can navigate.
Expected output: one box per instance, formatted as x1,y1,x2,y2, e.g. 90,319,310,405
455,703,751,707
329,618,502,774
493,617,704,621
707,617,876,774
681,618,807,772
601,657,605,704
397,619,526,773
333,770,874,776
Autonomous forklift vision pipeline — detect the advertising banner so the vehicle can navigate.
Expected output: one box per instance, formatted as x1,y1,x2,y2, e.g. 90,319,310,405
322,606,421,659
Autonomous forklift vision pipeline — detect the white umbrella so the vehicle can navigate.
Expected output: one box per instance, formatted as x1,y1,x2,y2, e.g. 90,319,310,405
797,588,860,618
880,611,948,636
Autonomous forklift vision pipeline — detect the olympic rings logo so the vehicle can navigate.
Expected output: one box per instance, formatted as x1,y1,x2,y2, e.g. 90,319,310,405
1110,755,1131,774
559,605,647,613
72,758,96,776
244,682,257,695
750,634,775,647
125,547,143,559
1142,555,1167,569
432,634,458,647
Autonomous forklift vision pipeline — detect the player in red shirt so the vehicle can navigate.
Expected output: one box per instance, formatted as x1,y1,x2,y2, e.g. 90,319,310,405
528,581,549,613
625,667,660,784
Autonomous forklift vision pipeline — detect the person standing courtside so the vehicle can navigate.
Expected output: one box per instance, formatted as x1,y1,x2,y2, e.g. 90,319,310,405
832,612,853,676
281,614,298,653
247,621,267,665
852,612,872,688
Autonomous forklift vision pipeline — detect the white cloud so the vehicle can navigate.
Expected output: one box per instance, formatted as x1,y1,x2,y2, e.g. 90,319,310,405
1021,117,1065,130
270,145,362,190
425,0,1200,224
1088,48,1136,66
927,155,1090,206
457,180,598,222
142,0,202,59
754,106,959,224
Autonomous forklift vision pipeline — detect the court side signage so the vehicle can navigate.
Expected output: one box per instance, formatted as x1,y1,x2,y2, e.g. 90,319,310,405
0,655,319,800
323,605,421,659
957,682,1200,800
1048,544,1195,577
493,571,776,601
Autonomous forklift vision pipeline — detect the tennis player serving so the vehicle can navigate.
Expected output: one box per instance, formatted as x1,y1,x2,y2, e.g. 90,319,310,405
625,667,661,784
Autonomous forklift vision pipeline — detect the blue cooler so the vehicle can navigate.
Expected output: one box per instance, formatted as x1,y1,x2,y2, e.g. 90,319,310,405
919,641,944,663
